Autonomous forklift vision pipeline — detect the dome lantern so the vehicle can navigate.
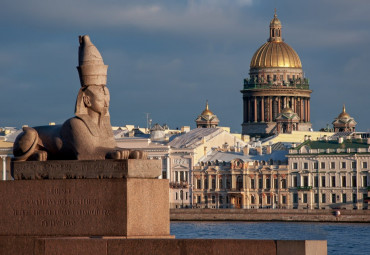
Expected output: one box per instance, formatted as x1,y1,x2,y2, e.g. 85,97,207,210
269,9,282,42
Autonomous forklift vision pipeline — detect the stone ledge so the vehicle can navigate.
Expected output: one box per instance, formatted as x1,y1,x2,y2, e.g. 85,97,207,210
11,159,161,179
0,237,327,255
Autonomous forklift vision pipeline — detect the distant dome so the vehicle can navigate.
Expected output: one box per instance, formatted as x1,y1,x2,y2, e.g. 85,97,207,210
250,11,302,69
337,105,351,119
281,107,294,114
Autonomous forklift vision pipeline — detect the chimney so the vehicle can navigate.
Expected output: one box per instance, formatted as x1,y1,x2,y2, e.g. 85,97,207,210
266,145,272,154
243,146,250,156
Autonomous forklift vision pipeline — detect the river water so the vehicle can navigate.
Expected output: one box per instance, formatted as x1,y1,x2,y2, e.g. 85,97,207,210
171,221,370,255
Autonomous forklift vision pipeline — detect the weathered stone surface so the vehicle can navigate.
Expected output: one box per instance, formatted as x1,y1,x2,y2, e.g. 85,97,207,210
0,237,327,255
11,159,161,180
0,178,169,237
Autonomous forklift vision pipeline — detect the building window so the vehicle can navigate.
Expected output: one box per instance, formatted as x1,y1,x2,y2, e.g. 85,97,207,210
293,176,297,187
267,196,271,204
287,75,290,81
314,194,319,203
313,162,318,170
314,176,318,188
259,178,263,189
331,162,335,169
211,178,216,190
266,178,271,189
267,75,270,82
322,194,326,203
342,176,346,187
293,162,298,170
341,162,346,169
363,176,368,187
282,179,287,189
197,195,201,204
343,194,347,203
273,75,277,81
186,192,188,200
226,178,231,189
204,196,208,204
162,171,167,179
363,162,368,169
251,179,255,189
219,195,223,204
175,192,178,200
282,196,286,204
175,171,178,182
321,162,326,169
351,162,356,169
331,176,336,187
321,176,326,187
302,176,309,186
280,75,283,81
303,162,309,170
332,194,336,203
197,179,201,189
251,196,255,204
180,171,184,182
274,179,278,189
219,178,223,189
303,194,308,203
353,194,357,203
352,176,357,187
212,196,216,204
204,179,208,189
293,193,298,203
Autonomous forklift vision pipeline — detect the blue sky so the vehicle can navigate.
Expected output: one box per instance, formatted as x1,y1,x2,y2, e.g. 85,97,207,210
1,0,369,133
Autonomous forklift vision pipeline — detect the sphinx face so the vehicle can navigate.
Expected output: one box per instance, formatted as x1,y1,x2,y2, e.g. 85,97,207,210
85,85,110,115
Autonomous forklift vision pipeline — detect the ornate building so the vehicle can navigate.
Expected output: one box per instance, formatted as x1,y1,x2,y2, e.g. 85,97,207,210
195,101,219,128
332,105,357,132
241,11,312,137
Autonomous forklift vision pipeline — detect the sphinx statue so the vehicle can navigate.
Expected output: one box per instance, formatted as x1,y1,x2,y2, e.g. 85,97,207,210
13,35,145,161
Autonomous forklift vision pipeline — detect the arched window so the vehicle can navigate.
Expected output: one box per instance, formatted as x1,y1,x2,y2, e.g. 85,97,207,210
237,176,243,190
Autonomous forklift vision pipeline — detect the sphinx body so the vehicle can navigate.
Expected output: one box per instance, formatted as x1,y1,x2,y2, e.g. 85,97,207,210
13,35,145,161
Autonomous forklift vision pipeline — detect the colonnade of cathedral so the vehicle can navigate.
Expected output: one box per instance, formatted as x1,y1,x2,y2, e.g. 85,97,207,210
243,95,310,123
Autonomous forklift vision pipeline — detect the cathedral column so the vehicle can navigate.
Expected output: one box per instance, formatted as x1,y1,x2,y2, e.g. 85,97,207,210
248,97,251,122
278,97,281,114
308,99,310,122
261,97,265,122
269,97,273,122
254,97,257,122
300,99,304,122
305,99,308,122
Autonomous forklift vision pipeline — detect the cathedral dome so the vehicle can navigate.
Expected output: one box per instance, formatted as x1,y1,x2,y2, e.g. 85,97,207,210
250,11,302,69
337,105,351,119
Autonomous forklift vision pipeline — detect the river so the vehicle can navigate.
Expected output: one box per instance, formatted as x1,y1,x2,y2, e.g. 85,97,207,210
171,221,370,255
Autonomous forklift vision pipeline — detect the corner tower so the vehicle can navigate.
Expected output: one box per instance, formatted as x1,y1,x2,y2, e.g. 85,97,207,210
241,11,312,137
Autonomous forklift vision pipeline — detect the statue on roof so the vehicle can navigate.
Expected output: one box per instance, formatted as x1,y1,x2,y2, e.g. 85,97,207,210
13,35,146,161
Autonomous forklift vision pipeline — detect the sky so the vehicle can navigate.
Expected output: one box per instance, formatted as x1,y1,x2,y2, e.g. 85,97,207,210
1,0,369,133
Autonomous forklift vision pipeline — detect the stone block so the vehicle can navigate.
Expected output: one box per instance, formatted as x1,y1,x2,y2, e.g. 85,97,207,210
0,178,170,237
11,159,161,180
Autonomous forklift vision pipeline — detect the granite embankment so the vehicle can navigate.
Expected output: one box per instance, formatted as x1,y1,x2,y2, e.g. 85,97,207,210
170,209,370,222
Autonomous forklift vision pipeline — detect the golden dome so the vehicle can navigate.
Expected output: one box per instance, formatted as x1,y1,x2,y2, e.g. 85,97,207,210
201,101,214,116
338,104,351,119
282,107,294,114
250,11,302,69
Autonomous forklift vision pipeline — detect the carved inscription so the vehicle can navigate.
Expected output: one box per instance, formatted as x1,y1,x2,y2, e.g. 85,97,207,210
12,187,112,228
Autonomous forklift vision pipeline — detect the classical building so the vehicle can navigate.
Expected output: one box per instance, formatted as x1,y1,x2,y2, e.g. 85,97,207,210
195,101,219,128
287,137,370,210
192,146,289,209
332,105,357,132
241,11,312,137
